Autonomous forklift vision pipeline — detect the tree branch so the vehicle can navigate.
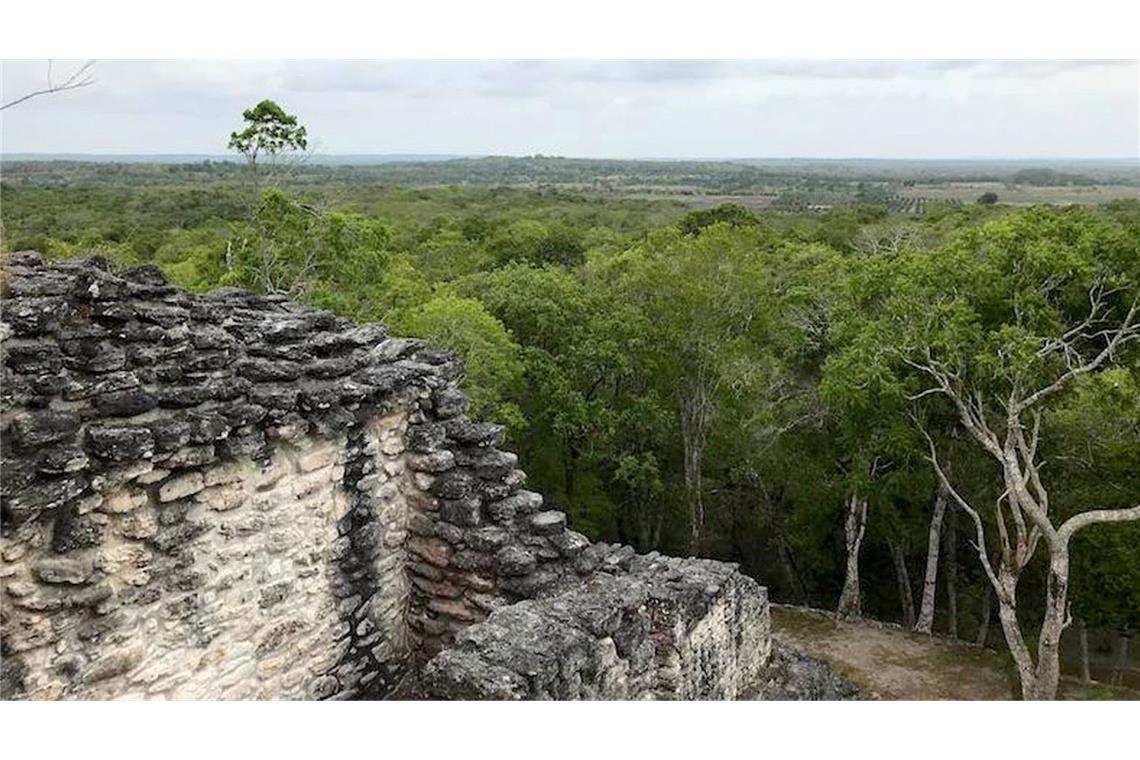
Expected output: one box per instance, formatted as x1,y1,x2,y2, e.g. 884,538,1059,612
1,60,96,111
1018,294,1140,413
1058,504,1140,545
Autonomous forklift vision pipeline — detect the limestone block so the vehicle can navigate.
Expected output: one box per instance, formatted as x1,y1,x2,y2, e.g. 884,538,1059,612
158,471,205,502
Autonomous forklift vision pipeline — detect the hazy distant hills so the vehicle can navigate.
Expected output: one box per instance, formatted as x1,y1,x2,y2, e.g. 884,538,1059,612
0,153,472,165
2,153,1136,189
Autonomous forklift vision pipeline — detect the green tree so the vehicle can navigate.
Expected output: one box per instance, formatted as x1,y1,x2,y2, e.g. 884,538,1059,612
485,219,585,268
844,207,1140,699
596,224,781,554
1051,370,1140,681
396,294,525,431
229,189,392,301
678,203,761,236
227,99,309,192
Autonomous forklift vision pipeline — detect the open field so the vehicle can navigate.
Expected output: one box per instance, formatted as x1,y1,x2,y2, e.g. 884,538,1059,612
900,181,1138,206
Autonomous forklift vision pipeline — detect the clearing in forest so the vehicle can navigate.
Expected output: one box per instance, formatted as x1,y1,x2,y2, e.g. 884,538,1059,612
771,606,1139,700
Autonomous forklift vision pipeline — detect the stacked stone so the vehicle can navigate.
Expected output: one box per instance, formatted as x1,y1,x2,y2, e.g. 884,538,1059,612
1,253,463,698
2,252,771,701
402,387,592,657
419,551,770,700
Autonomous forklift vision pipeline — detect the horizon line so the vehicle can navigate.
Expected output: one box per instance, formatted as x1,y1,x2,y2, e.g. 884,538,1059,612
3,152,1138,163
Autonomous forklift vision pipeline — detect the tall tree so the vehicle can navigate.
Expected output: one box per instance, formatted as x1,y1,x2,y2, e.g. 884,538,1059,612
880,208,1140,699
914,484,947,633
227,99,309,193
599,225,779,554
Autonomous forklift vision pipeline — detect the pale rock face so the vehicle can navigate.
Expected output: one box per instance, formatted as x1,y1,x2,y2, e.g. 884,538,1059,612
1,428,413,700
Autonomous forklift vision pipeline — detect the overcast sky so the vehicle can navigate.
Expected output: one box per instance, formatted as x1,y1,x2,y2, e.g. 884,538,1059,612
2,59,1137,158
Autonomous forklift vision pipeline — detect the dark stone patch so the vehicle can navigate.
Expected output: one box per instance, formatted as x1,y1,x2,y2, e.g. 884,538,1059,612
86,425,155,462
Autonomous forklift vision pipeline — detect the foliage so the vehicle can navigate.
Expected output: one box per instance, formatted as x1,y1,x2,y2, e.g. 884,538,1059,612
678,203,761,236
228,99,309,168
395,294,526,431
5,154,1139,687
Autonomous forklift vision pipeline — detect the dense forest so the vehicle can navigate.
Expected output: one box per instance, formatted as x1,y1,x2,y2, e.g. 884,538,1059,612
2,103,1138,701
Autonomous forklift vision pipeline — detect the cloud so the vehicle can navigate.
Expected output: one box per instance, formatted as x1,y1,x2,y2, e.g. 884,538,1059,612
2,59,1136,157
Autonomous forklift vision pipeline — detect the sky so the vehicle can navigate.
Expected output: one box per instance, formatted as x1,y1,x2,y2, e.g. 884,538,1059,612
1,59,1138,159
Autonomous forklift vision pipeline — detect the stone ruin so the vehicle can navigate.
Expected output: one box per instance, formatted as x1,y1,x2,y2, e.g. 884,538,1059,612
0,252,770,700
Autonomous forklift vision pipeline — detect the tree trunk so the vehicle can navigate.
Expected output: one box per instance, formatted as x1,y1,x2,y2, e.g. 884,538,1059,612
1076,618,1091,684
982,543,1077,701
836,494,867,618
1028,552,1071,700
944,506,959,638
650,503,665,552
678,381,710,558
976,584,991,646
1112,631,1131,686
683,439,703,556
889,538,916,628
993,570,1039,699
776,536,809,605
914,487,947,634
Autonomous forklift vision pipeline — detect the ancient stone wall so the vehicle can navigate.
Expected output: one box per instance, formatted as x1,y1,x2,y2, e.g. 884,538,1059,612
1,252,770,700
419,549,770,700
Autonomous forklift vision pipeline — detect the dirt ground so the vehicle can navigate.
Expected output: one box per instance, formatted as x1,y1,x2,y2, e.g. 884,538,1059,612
771,605,1139,701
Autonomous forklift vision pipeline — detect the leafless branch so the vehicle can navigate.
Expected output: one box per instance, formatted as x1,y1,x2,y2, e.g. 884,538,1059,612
1058,503,1140,544
1018,294,1140,412
918,423,1002,595
1,60,96,111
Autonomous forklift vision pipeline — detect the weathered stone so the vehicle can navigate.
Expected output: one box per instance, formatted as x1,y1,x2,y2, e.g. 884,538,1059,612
465,526,510,553
432,388,470,419
453,549,495,572
35,443,89,474
529,510,567,535
51,505,105,553
431,469,477,500
407,536,453,567
406,423,447,452
406,450,455,473
3,296,70,335
62,370,141,401
427,597,482,623
93,387,158,417
33,557,93,585
0,255,771,704
550,530,590,558
86,425,155,462
495,545,537,577
485,490,543,523
158,472,205,502
147,418,192,453
237,358,302,382
443,417,505,448
440,497,482,527
11,411,79,449
3,473,88,524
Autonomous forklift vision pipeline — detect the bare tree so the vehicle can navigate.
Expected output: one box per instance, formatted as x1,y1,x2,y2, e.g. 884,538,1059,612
914,484,948,634
944,507,959,637
910,286,1140,699
835,456,881,619
1076,618,1091,684
889,536,916,627
852,224,924,258
1,60,96,111
835,493,868,617
976,585,991,646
